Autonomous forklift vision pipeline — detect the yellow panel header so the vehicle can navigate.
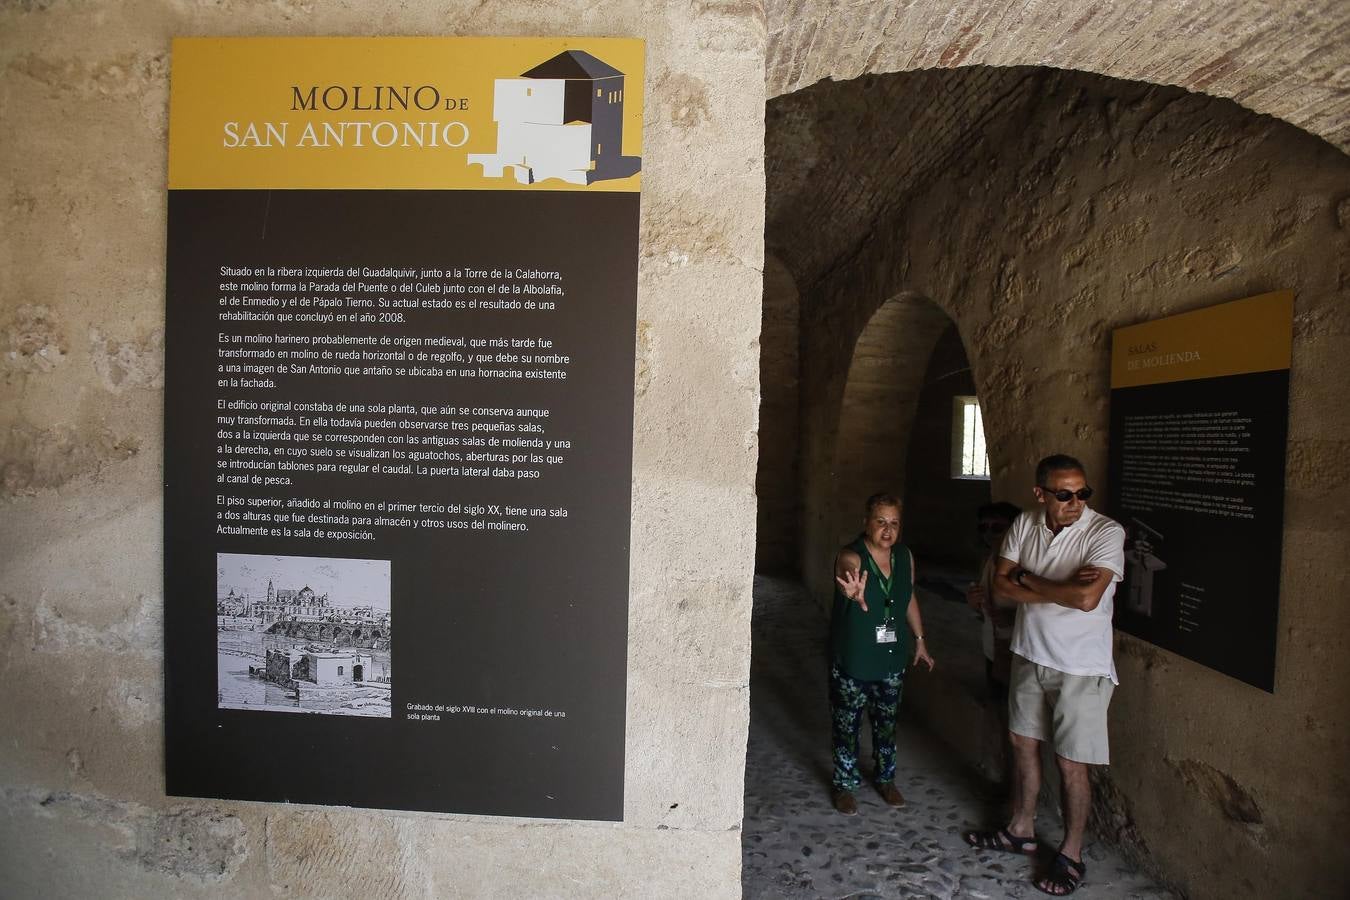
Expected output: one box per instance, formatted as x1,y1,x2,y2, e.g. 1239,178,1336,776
169,37,644,191
1111,291,1294,389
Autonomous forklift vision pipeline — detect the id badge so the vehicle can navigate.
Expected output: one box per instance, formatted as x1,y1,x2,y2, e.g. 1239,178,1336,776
875,625,897,644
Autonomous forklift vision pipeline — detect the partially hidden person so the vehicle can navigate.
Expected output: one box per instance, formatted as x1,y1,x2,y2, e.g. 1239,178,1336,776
829,492,935,816
966,500,1023,787
968,500,1023,698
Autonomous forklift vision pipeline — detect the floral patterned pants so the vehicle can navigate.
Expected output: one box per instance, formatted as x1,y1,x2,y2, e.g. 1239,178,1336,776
830,662,903,791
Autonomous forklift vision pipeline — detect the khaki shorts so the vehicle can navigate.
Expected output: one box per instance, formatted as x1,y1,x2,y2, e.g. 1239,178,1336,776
1008,655,1114,765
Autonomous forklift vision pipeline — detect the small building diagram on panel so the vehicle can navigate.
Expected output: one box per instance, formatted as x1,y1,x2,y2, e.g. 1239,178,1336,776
469,50,642,186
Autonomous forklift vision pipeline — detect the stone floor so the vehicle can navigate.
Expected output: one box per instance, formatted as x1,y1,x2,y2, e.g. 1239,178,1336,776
742,575,1178,900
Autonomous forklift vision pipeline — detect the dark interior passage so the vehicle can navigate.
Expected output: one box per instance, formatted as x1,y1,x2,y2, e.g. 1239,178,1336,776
902,323,991,572
752,62,1350,899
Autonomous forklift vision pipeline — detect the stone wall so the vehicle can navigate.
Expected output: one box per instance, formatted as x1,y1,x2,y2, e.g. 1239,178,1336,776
781,67,1350,899
0,2,764,897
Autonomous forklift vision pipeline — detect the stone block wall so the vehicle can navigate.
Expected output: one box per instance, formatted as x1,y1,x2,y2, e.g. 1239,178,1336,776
0,2,764,897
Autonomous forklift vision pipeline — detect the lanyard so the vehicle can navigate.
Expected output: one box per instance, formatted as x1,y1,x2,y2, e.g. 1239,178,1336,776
864,550,896,621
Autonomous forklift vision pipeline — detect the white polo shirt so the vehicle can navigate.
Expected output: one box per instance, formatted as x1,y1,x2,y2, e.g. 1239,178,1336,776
1002,505,1126,683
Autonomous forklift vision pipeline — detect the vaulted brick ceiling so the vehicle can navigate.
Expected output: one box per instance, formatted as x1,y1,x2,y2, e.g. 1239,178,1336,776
765,62,1346,298
767,66,1044,292
767,0,1350,152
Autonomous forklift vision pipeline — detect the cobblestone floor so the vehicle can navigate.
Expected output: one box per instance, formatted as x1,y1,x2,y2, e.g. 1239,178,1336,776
742,575,1178,900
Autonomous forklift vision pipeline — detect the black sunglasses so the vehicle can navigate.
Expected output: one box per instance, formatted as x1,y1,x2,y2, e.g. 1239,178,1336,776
1040,486,1093,502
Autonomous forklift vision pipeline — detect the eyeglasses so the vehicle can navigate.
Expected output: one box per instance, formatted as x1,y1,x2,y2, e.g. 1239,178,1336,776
1040,486,1094,502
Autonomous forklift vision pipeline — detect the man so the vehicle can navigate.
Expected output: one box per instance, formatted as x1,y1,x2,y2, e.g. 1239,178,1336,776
967,501,1024,696
962,455,1125,897
830,493,935,816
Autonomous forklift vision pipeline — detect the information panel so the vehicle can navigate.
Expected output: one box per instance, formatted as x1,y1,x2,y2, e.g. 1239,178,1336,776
1107,291,1292,692
165,37,643,818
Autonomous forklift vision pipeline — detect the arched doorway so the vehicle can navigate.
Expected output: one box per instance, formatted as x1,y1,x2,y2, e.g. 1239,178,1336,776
831,293,954,573
751,59,1350,898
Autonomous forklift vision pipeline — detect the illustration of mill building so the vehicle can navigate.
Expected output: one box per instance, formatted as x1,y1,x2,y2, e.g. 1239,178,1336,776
265,647,388,687
469,49,642,185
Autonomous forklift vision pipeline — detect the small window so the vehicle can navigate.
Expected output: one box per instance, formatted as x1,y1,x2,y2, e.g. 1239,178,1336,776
337,666,344,676
596,88,602,97
951,396,990,479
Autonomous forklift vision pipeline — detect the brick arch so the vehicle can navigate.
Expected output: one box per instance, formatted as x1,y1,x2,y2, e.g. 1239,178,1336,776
776,42,1350,900
767,0,1350,152
798,291,956,599
832,293,953,532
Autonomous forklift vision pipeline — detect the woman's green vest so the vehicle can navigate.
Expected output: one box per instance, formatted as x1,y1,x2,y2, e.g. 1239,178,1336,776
829,536,914,681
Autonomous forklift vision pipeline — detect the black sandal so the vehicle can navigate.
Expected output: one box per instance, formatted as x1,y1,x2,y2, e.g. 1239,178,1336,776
1035,852,1086,896
962,827,1038,854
